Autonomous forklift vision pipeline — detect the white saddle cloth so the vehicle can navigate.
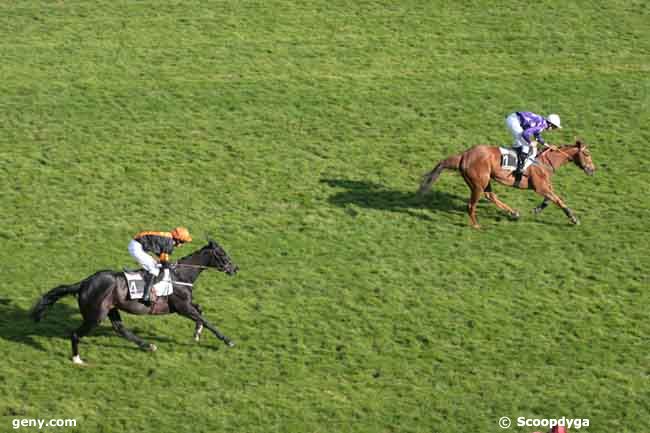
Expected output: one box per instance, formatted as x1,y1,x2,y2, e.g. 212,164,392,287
124,269,174,299
499,147,534,172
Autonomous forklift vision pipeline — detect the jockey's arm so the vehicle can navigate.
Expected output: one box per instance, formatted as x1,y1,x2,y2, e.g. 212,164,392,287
522,126,542,145
159,252,170,263
156,236,175,267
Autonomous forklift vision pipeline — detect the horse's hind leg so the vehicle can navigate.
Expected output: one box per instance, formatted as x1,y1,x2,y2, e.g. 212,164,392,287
462,171,489,229
467,186,483,228
108,309,155,352
72,300,112,364
71,320,99,365
484,184,520,220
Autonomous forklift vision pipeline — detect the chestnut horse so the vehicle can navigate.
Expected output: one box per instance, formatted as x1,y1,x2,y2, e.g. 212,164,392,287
418,140,595,228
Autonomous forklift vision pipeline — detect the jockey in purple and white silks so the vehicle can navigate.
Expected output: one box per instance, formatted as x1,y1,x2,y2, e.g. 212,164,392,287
505,111,562,174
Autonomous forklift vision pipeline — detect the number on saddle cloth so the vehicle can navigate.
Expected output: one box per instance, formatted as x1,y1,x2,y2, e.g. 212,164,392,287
124,270,146,300
123,268,174,299
499,147,534,172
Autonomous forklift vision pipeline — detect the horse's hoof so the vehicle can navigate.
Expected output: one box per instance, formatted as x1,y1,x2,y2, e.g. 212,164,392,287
147,344,157,352
571,218,580,225
471,224,481,230
510,210,521,220
532,207,542,215
227,341,235,348
72,355,85,365
193,335,201,342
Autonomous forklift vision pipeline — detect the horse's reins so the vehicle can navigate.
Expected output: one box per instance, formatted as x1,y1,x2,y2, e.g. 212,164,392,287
539,146,574,172
174,263,216,271
166,263,214,287
173,247,231,273
174,263,224,272
174,263,231,273
550,146,574,160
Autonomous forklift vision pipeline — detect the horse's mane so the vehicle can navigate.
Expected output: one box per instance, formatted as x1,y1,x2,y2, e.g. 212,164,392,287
539,143,579,156
177,243,211,263
177,240,225,264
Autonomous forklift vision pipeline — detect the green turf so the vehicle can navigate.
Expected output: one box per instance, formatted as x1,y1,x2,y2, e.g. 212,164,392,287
1,1,648,432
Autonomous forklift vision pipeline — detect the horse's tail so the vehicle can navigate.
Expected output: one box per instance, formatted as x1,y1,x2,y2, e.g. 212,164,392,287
418,154,462,195
30,281,82,322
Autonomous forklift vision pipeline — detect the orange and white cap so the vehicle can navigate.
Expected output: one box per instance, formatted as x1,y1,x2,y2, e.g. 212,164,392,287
171,227,192,242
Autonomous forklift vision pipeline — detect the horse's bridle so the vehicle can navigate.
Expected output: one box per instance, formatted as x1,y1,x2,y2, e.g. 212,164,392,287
208,247,229,269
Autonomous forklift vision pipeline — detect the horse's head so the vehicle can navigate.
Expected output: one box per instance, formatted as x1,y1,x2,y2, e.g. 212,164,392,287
202,239,239,276
572,139,595,176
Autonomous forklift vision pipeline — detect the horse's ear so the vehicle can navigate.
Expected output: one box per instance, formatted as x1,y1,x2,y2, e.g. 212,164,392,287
575,136,583,148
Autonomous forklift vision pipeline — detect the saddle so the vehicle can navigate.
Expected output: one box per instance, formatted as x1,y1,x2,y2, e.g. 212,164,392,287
123,269,174,300
499,147,534,172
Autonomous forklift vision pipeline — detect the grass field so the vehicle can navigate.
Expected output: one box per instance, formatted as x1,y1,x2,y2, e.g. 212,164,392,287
1,1,649,432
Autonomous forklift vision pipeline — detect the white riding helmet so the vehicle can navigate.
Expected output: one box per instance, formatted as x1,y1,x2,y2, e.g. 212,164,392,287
547,113,562,129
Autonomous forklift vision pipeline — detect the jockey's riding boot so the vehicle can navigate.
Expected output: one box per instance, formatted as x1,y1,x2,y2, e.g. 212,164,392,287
515,149,528,176
142,273,155,305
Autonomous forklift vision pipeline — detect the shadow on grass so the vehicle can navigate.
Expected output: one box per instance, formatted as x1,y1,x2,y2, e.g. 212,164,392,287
321,178,466,221
0,298,191,353
0,298,81,351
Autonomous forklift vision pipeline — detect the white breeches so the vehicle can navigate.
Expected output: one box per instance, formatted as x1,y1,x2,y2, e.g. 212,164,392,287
128,240,160,276
505,113,537,158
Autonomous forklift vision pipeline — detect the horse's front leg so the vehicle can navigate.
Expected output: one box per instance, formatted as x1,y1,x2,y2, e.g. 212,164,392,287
533,198,550,215
173,299,234,347
192,303,204,342
536,188,579,225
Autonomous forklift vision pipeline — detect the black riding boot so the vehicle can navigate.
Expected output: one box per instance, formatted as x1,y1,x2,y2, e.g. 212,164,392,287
515,149,529,176
142,273,155,305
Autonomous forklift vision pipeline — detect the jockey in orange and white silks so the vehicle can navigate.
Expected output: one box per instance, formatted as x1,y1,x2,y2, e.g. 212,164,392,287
128,227,192,302
505,111,562,174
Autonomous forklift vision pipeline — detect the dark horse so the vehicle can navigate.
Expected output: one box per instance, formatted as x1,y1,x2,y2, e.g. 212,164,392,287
31,240,238,364
418,140,596,228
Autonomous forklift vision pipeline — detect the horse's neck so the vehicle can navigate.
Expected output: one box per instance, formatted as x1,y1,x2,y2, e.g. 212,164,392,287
175,266,203,285
541,146,575,169
176,251,208,284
